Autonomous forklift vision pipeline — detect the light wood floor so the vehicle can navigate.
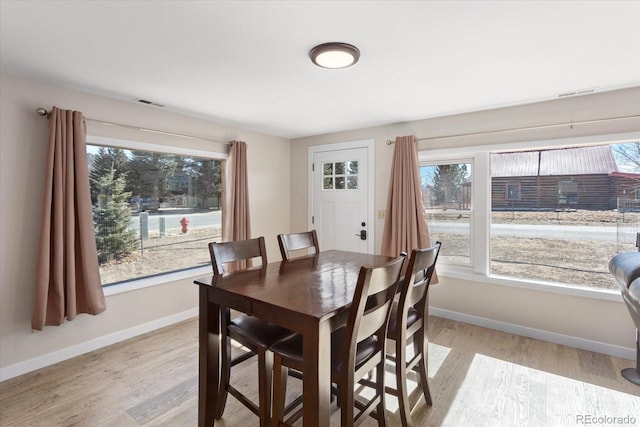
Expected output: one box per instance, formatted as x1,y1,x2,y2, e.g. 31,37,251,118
1,316,639,427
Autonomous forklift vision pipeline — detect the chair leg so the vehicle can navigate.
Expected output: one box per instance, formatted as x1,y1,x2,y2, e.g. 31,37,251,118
622,328,640,386
339,375,355,427
376,360,388,427
396,334,413,427
215,334,231,418
258,349,273,427
414,328,432,406
272,355,288,427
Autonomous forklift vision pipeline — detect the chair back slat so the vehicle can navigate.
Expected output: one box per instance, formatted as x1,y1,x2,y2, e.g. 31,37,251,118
209,237,267,275
358,297,394,341
344,255,405,364
278,230,319,260
401,242,441,311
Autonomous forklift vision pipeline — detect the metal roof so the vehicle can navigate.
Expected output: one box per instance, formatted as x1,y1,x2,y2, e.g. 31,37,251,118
491,145,618,177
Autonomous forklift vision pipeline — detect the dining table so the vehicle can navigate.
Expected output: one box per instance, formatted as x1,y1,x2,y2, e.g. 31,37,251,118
193,249,394,427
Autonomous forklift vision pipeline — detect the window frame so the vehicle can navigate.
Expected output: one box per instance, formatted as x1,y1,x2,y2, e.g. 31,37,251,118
420,159,475,267
418,131,640,302
86,135,228,296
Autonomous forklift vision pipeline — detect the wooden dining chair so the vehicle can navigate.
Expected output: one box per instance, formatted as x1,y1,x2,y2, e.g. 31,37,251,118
385,242,441,427
208,237,294,426
277,230,320,260
269,254,406,427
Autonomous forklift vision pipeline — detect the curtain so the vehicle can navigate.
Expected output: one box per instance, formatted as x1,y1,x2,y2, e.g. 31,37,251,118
223,141,251,269
223,140,251,241
381,135,435,265
32,107,106,330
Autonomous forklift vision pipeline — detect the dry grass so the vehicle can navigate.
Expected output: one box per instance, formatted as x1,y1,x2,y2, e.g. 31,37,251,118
492,209,638,226
99,226,221,285
430,210,639,290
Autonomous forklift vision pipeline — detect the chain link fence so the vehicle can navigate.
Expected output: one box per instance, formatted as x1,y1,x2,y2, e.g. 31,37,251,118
617,198,640,252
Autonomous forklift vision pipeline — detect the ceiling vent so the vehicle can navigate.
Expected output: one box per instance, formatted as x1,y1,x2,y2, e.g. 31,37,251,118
557,88,596,98
135,98,165,107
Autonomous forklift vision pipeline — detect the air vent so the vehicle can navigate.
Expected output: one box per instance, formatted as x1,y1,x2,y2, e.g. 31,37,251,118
557,88,596,98
135,98,165,107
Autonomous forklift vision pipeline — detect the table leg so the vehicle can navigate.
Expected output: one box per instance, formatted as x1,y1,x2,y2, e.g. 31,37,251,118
303,320,332,427
199,286,221,427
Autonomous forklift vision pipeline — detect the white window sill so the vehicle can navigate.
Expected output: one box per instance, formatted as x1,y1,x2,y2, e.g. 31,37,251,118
102,266,212,296
101,263,622,303
436,264,622,302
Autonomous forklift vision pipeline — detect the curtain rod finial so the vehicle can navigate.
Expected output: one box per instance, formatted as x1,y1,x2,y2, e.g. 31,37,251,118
36,108,49,118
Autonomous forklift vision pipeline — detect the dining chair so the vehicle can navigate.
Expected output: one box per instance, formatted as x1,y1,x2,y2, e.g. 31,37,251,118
270,254,406,427
277,229,320,260
208,237,295,426
385,241,441,427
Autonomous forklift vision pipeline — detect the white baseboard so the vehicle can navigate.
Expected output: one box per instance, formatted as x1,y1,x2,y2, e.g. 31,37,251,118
0,308,199,382
430,307,636,360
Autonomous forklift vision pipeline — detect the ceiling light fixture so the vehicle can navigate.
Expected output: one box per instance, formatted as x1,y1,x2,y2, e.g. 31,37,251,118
310,42,360,69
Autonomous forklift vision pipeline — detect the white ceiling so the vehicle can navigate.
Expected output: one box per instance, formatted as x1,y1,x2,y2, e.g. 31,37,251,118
1,1,639,139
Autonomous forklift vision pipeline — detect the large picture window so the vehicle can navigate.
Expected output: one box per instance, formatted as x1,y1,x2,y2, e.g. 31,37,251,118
421,139,640,293
489,143,639,290
87,143,223,286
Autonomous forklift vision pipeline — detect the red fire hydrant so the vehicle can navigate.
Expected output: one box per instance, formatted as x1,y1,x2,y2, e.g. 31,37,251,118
180,217,189,234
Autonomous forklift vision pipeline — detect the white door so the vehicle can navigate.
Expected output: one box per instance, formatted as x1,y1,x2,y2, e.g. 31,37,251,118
309,140,374,254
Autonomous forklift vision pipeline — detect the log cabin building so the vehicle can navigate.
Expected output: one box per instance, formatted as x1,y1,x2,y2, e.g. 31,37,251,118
491,145,640,211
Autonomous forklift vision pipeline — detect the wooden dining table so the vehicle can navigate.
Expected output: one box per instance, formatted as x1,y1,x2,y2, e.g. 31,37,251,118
193,250,393,427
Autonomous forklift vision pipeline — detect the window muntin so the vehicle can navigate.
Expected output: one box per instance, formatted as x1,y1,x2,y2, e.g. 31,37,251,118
420,162,472,266
87,143,223,286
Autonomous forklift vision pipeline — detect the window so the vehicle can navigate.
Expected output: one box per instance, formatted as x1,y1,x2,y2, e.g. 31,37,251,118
323,160,358,190
506,182,521,201
489,143,640,290
87,142,224,286
421,139,640,292
557,180,578,206
420,161,472,266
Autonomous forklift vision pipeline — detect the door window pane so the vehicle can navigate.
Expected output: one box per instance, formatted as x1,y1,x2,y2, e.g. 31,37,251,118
347,161,358,174
323,177,333,189
347,176,358,189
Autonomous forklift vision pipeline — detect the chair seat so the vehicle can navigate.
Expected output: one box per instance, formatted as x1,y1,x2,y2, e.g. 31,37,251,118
230,315,295,349
270,327,378,374
386,302,419,340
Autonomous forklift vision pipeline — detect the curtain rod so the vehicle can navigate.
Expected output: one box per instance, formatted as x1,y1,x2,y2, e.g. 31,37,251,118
36,107,228,145
385,114,640,145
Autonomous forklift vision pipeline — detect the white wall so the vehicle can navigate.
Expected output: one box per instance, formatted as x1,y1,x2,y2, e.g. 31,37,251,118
2,72,638,380
290,87,640,358
0,74,290,379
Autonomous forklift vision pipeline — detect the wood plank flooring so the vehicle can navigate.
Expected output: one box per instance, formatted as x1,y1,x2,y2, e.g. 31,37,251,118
1,316,638,426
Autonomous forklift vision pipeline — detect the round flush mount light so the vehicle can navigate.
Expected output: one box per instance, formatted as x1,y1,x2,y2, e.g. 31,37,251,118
310,42,360,69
